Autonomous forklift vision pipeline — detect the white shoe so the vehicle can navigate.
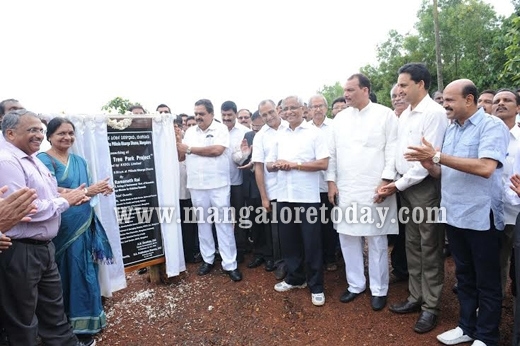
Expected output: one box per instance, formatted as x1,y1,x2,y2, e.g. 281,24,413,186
471,341,486,346
274,280,307,292
311,292,325,306
437,327,473,345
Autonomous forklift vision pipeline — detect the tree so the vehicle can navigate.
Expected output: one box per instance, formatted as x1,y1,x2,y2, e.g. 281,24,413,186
501,15,520,85
357,0,507,105
101,97,142,114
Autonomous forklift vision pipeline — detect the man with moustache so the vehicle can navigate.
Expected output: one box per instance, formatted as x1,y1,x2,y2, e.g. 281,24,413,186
237,109,252,129
379,63,448,334
308,94,338,272
492,89,520,299
177,99,242,282
221,101,250,263
234,111,275,271
406,79,509,346
477,90,496,114
252,100,289,278
327,74,398,311
388,84,410,285
0,110,92,346
267,96,329,306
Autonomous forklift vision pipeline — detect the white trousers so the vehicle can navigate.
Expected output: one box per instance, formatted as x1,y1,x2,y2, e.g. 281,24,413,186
190,186,237,271
339,234,389,296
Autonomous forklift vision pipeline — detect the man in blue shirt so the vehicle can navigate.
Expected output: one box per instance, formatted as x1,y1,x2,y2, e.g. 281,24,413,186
405,79,509,346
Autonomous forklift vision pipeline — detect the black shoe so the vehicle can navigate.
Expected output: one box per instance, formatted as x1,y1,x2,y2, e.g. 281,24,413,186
247,257,265,268
197,262,214,276
340,290,364,303
414,311,438,334
0,328,8,346
223,268,243,282
371,296,387,311
389,300,422,314
274,262,287,280
452,282,458,294
264,260,276,272
186,252,203,264
77,336,96,346
137,268,148,275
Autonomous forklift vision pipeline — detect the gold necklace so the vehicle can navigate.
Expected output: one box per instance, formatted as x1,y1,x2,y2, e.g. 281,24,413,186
49,149,69,165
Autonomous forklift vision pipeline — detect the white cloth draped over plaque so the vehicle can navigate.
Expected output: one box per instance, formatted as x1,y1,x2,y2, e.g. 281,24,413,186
41,113,185,296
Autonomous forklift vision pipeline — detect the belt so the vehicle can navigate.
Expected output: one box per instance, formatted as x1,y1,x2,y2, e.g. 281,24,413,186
12,238,51,245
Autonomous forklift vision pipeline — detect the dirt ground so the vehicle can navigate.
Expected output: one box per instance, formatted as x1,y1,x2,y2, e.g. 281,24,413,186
95,254,515,346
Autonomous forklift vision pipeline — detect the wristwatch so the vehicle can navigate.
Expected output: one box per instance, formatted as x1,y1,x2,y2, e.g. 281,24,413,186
432,151,441,164
186,146,192,155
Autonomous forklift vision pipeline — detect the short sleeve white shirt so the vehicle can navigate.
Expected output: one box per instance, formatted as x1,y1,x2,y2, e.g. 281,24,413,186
182,120,230,190
267,120,329,203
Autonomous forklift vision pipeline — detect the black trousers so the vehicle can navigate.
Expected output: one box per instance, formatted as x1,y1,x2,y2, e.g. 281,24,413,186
319,193,338,264
246,197,273,260
513,213,520,346
446,223,502,346
180,199,200,261
231,185,248,256
0,241,77,346
278,202,323,293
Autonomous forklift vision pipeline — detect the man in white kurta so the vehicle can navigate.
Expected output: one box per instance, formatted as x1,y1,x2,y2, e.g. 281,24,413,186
177,99,242,282
326,73,398,311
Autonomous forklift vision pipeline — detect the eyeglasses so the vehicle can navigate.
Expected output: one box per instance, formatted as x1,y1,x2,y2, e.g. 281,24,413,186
26,127,45,134
281,106,302,112
237,116,250,120
309,104,327,110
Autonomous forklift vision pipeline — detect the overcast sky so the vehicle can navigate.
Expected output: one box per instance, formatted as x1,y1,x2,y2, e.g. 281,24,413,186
2,0,514,116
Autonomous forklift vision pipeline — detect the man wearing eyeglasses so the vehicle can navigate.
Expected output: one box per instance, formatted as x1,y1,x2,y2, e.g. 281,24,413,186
327,73,398,312
267,96,329,306
331,96,347,118
252,100,289,278
177,99,242,282
308,95,338,272
237,109,252,129
0,110,92,346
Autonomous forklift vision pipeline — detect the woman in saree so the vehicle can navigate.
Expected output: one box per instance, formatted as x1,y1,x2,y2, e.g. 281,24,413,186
37,117,114,345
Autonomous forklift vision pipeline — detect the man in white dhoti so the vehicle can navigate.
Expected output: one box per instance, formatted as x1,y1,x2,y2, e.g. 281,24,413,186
326,73,398,311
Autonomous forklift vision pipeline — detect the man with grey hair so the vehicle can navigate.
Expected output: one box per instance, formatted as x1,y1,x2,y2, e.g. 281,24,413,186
267,95,329,306
308,94,338,271
0,110,93,346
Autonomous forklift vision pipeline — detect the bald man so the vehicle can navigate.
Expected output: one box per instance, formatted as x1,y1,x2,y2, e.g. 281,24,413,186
406,79,509,346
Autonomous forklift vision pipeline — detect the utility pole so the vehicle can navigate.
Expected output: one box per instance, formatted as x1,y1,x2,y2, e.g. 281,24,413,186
433,0,444,90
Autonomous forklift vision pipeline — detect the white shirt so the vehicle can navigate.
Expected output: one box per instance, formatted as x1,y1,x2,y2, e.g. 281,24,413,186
182,120,230,190
267,120,329,203
395,95,448,191
325,102,398,236
227,122,250,186
311,117,333,193
503,125,520,224
251,120,288,200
